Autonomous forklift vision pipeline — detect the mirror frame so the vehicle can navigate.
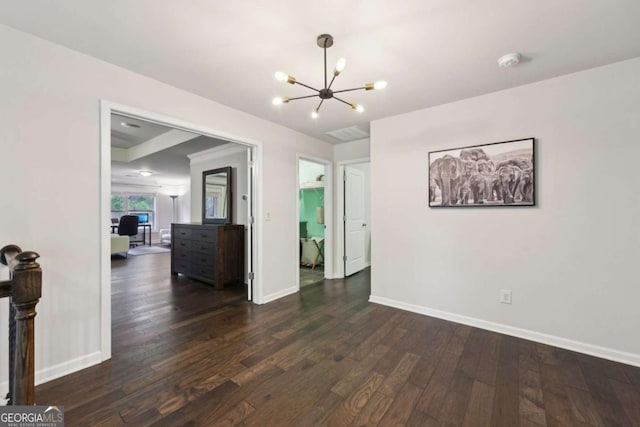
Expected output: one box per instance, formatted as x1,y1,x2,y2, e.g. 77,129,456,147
202,166,232,224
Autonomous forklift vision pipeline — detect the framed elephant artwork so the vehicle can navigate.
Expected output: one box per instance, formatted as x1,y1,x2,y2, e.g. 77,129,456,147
428,138,535,207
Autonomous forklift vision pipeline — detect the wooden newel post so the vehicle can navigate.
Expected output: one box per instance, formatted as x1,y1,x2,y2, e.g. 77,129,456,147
10,251,41,406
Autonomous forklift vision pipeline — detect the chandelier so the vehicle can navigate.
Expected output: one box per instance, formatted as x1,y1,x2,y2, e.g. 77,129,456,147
272,34,387,119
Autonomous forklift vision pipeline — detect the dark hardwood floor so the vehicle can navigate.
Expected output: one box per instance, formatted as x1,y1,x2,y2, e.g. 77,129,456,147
36,253,640,426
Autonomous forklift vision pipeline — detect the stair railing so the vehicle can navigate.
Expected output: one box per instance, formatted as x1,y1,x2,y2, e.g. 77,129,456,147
0,244,42,405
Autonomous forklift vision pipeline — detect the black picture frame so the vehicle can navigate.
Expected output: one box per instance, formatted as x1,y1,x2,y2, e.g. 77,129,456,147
428,138,535,207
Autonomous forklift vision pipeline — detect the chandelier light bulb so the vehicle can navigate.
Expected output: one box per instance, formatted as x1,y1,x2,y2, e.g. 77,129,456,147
350,103,364,113
334,57,347,75
311,110,319,119
373,80,387,90
272,97,288,105
275,72,296,84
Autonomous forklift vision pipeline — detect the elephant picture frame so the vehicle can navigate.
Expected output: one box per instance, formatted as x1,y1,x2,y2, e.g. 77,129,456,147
428,138,535,207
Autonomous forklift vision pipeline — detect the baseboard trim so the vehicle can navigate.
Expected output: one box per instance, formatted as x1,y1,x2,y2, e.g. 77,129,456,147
1,351,103,397
36,351,103,386
262,286,298,304
369,295,640,367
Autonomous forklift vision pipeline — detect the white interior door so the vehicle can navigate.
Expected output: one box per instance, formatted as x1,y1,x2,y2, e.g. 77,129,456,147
345,166,366,276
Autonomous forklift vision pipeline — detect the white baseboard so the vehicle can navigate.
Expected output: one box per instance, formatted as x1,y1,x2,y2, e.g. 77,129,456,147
35,351,103,386
0,351,103,396
369,295,640,368
262,286,299,304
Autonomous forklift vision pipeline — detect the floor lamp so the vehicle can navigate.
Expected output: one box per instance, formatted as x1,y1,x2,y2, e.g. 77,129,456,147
169,195,178,223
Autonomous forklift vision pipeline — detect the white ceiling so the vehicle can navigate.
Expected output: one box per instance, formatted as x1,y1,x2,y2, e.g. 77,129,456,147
110,113,227,190
111,116,175,149
3,1,640,143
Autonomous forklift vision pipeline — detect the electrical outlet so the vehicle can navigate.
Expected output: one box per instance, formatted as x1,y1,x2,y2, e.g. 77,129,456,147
265,211,272,221
500,289,512,304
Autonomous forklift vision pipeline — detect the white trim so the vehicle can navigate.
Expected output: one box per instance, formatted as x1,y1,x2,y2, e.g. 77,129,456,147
100,100,265,361
188,143,248,165
369,295,640,368
335,157,371,279
262,286,299,304
99,102,112,360
35,351,103,386
251,144,264,304
1,351,103,393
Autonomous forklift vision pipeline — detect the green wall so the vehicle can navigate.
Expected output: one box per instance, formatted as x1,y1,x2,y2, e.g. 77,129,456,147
299,188,325,238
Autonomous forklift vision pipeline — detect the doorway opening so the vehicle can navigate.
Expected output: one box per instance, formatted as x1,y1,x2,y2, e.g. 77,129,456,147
100,101,262,361
297,156,332,288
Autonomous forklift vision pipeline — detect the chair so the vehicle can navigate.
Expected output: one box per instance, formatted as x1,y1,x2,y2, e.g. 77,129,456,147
159,229,171,246
110,235,130,257
300,237,324,270
118,215,139,247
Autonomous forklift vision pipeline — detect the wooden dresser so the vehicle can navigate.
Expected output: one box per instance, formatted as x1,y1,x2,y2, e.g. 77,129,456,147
171,223,244,289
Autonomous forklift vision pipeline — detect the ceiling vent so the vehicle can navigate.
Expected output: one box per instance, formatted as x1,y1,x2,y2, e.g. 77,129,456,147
325,125,369,142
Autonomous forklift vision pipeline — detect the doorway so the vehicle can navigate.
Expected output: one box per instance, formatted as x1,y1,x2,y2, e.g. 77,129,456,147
297,156,332,288
100,101,262,361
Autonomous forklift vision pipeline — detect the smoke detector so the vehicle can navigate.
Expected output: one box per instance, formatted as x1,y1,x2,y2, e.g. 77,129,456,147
497,53,521,68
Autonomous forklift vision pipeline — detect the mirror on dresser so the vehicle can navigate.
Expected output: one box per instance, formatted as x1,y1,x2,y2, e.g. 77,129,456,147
202,166,232,224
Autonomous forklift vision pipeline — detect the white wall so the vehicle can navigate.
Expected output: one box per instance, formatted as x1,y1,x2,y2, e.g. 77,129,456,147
176,189,190,224
333,138,370,162
190,147,249,226
152,191,191,240
0,24,332,387
371,57,640,365
158,191,192,228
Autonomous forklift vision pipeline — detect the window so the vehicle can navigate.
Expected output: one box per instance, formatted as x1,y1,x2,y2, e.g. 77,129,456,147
111,193,155,227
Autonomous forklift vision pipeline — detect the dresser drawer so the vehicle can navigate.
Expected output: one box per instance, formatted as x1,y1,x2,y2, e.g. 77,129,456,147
174,239,192,251
191,241,216,255
191,264,216,280
191,252,215,268
174,259,190,274
193,227,218,242
173,246,191,261
173,226,192,239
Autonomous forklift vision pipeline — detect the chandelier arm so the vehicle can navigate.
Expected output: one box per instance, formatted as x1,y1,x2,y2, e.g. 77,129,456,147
332,96,353,107
315,99,325,112
331,87,366,94
326,74,337,91
288,94,321,101
294,81,321,92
